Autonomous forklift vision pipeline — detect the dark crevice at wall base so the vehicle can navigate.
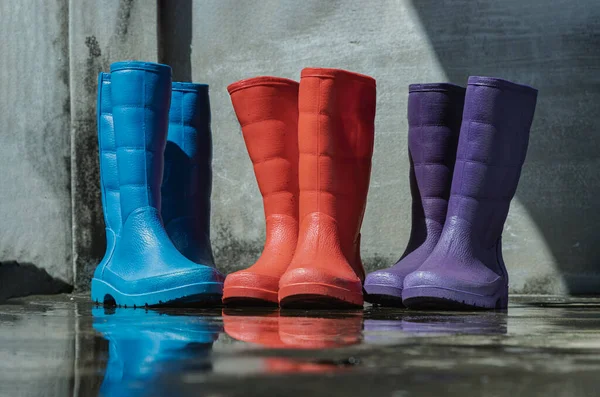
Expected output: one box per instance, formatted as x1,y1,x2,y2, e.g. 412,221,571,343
0,261,73,303
363,255,396,273
158,0,192,82
212,224,264,275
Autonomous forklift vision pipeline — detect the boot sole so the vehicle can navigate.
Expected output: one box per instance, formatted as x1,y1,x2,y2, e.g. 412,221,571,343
91,278,223,308
279,283,363,309
363,284,405,307
223,286,279,307
365,294,405,307
402,286,508,310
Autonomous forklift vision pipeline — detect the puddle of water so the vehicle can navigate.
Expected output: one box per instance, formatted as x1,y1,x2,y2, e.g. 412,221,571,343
1,295,600,396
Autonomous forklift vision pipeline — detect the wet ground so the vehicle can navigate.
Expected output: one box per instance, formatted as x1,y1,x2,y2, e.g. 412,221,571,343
0,295,599,397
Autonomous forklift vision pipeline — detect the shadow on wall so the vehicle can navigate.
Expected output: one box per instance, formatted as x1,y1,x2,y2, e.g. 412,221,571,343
411,0,600,293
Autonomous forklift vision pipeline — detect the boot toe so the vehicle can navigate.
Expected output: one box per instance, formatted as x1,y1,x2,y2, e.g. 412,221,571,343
223,271,280,304
122,265,223,292
402,270,506,309
403,269,502,295
96,265,224,307
403,270,445,290
279,267,363,307
364,270,404,298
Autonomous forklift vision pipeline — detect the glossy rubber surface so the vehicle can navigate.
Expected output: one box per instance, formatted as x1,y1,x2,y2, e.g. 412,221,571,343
364,83,465,305
91,62,223,307
92,73,121,292
403,77,538,310
223,77,300,305
279,68,376,308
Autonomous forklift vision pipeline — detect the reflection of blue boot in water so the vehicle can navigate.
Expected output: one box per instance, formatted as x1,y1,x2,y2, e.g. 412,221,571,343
93,307,220,396
91,62,224,307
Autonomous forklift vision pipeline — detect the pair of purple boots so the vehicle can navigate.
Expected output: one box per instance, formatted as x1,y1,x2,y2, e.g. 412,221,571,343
364,76,538,310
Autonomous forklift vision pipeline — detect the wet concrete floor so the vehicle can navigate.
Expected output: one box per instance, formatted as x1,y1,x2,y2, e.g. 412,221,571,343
0,294,599,396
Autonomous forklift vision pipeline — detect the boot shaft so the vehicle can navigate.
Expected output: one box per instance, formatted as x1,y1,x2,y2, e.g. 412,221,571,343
297,68,376,258
97,73,121,237
162,83,214,264
407,83,464,226
401,83,465,257
448,77,538,247
110,61,172,222
223,77,300,301
228,77,300,221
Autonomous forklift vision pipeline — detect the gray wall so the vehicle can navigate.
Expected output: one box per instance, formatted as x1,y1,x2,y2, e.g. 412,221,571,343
0,0,598,296
0,0,72,298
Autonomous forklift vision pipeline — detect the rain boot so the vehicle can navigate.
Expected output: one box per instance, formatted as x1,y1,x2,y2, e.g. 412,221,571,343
91,61,223,307
161,82,215,267
223,77,300,305
91,73,122,297
364,83,465,306
279,68,376,308
403,76,538,309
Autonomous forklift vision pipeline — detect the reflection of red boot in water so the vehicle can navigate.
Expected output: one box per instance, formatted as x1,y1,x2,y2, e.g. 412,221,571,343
222,309,364,373
262,359,345,374
222,310,363,349
222,309,286,348
278,312,364,349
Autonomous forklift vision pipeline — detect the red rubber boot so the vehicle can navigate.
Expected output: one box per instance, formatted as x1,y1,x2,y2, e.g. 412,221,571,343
223,77,300,305
279,68,377,308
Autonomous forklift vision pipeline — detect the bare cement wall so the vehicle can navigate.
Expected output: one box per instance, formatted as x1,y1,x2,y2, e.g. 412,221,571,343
0,0,598,295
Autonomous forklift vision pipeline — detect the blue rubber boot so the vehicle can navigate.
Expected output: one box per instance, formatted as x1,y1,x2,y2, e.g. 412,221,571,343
91,61,223,307
161,83,215,266
91,72,122,301
93,307,220,396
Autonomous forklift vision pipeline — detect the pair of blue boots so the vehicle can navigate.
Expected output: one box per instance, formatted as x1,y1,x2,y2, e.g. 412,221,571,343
91,61,224,307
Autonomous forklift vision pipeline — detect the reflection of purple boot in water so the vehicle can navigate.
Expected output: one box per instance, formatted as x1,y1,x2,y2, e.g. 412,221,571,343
364,312,507,341
403,77,538,310
400,312,507,335
364,83,465,306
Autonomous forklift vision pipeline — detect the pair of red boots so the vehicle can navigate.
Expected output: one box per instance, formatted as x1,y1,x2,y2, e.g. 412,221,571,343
223,68,376,308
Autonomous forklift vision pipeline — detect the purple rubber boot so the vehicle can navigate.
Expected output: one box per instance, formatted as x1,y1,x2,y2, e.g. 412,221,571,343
364,83,465,306
403,77,538,310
